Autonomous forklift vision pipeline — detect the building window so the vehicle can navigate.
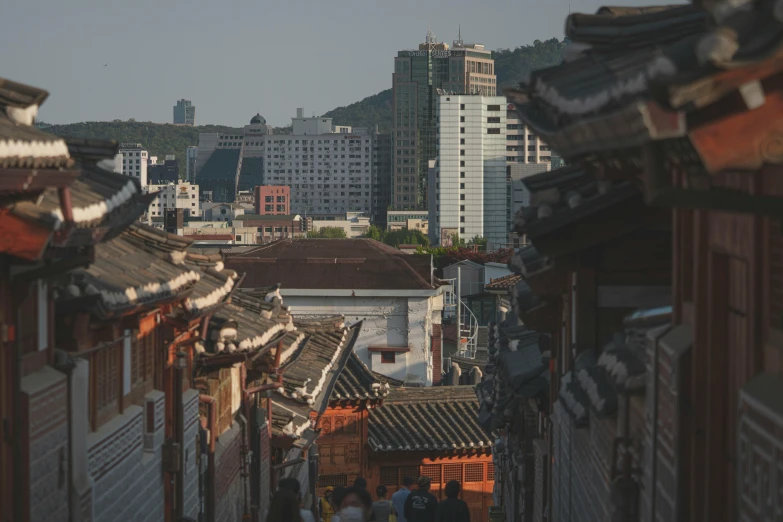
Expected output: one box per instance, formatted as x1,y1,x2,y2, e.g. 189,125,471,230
460,161,465,167
381,351,396,364
460,227,465,234
460,183,465,189
460,194,465,200
460,150,465,156
460,116,465,122
265,196,274,202
460,138,465,145
487,128,500,134
460,104,465,110
487,105,501,111
460,127,465,134
460,172,465,178
460,216,465,222
277,196,286,202
318,475,348,488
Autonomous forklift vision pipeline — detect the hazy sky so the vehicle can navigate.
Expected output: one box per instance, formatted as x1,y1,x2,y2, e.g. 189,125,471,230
1,0,685,127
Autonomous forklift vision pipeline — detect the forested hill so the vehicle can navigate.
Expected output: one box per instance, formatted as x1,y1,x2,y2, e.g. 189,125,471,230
42,121,242,166
45,38,567,158
323,37,568,132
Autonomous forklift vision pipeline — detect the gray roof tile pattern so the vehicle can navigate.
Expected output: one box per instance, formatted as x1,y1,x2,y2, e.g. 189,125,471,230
331,352,392,401
368,386,494,452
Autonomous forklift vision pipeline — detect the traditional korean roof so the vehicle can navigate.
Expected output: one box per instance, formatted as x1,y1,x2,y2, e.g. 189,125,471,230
450,352,489,374
368,386,494,452
225,239,442,291
331,352,392,401
484,273,522,292
509,2,783,163
0,78,72,170
513,166,641,241
508,245,549,278
53,228,200,318
270,322,361,443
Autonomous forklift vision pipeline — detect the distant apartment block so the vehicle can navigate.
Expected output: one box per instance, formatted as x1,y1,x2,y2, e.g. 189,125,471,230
265,110,377,217
147,180,201,218
148,155,179,184
392,29,496,210
119,143,148,186
254,185,290,215
173,99,195,126
429,95,507,249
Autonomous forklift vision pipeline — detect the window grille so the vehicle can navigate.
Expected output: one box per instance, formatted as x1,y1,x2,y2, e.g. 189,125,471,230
421,465,442,484
465,463,484,483
318,475,348,488
444,464,462,483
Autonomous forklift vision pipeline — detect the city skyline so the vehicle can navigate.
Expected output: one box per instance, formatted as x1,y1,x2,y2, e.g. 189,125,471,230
0,0,686,128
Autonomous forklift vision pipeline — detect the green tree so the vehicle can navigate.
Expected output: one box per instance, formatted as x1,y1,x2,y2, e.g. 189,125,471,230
467,236,488,251
383,229,429,247
364,225,386,242
307,227,347,238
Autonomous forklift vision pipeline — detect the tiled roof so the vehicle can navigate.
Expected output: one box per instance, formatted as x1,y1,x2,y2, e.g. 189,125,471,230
485,273,522,291
368,386,494,452
331,352,392,401
225,239,441,291
271,322,360,442
508,245,549,278
513,166,641,241
509,2,783,161
0,77,72,169
53,229,200,319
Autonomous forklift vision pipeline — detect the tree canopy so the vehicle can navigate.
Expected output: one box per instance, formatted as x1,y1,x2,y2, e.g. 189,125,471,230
307,227,347,238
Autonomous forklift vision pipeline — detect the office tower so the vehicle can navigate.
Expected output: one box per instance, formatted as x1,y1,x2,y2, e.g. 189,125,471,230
392,28,496,210
119,143,148,186
195,114,270,202
173,99,195,126
186,146,198,182
429,94,507,249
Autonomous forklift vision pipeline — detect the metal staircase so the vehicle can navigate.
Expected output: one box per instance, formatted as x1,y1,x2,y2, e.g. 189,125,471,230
443,277,480,359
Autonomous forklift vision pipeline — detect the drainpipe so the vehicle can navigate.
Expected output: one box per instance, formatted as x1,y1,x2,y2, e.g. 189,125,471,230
199,395,217,522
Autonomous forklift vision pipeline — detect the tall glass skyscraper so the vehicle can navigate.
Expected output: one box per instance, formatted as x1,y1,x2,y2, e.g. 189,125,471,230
392,29,496,210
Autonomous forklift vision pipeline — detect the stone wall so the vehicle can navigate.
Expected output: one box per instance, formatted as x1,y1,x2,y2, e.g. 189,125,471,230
182,389,201,520
214,422,245,522
22,365,70,522
87,390,165,522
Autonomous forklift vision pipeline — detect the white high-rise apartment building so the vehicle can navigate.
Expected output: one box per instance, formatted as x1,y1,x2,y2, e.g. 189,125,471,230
505,103,551,164
264,111,375,217
146,180,201,218
429,94,507,249
119,143,148,186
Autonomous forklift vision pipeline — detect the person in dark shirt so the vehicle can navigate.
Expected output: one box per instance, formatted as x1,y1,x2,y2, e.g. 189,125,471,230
435,480,470,522
403,476,438,522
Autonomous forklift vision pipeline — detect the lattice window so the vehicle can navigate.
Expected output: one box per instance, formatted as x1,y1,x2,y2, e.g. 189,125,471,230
399,466,419,484
465,463,484,483
421,465,442,484
318,475,348,488
487,463,495,481
380,467,399,486
444,464,462,483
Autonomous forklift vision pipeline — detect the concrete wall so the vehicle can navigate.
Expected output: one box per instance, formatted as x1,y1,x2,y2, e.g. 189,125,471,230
284,294,438,385
21,365,70,522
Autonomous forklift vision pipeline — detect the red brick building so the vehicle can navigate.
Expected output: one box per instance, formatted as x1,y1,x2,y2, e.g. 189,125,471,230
254,186,290,215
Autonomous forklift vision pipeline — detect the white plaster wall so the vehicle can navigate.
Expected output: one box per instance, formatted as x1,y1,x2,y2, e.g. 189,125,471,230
284,294,435,385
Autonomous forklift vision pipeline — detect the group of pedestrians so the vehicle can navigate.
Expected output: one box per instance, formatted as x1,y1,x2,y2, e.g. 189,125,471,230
314,475,470,522
266,474,471,522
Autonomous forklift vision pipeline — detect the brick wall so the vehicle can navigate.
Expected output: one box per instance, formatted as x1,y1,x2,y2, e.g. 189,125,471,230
22,366,69,522
87,390,165,522
432,324,442,385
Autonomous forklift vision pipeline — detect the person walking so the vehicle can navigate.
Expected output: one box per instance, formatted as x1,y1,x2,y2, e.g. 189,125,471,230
332,486,373,522
391,477,413,522
435,481,470,522
320,486,336,522
277,477,316,522
403,477,438,522
353,477,368,490
266,489,302,522
371,485,394,522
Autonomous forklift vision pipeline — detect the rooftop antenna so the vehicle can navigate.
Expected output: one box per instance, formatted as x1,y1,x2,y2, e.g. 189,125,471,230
455,25,463,47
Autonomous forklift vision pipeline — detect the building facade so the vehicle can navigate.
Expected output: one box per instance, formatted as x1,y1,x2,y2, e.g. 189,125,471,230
147,180,201,218
429,95,507,249
225,239,449,385
392,29,496,210
373,133,393,227
148,156,179,184
120,142,148,186
173,99,195,126
186,146,198,182
254,185,290,215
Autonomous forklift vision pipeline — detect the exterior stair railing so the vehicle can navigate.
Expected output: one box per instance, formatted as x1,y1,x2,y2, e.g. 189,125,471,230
443,278,479,359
